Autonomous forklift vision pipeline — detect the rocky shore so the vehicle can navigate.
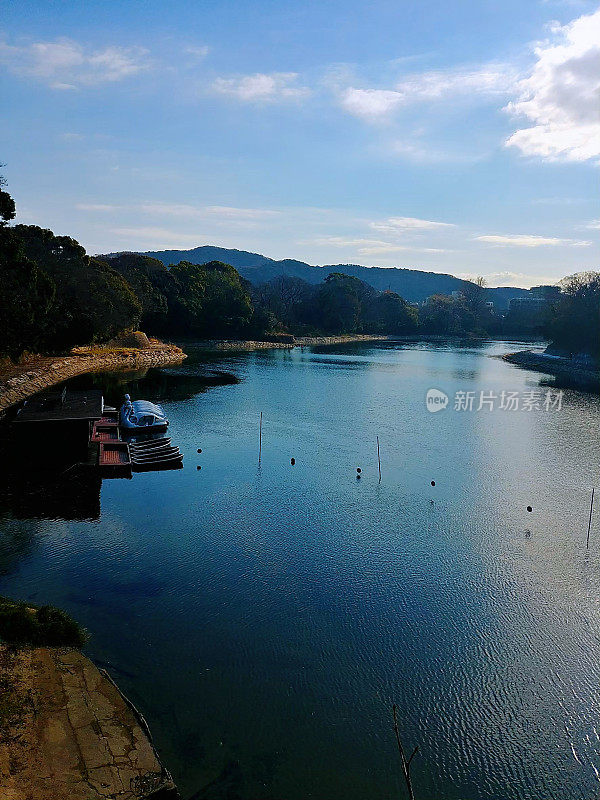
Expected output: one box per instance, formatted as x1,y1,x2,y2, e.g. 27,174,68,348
0,644,177,800
503,349,600,393
194,334,390,351
0,342,186,414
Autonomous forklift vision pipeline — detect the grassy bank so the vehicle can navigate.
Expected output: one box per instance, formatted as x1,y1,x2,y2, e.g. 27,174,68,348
0,596,87,648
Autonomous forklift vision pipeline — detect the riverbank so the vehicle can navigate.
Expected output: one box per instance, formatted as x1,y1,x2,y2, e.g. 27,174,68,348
191,334,390,352
0,644,177,799
0,341,186,414
503,349,600,393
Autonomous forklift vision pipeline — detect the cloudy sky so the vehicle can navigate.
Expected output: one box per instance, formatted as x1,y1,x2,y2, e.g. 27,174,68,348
1,0,599,287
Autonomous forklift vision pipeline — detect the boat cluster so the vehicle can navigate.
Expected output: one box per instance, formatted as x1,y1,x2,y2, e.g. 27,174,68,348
129,438,183,470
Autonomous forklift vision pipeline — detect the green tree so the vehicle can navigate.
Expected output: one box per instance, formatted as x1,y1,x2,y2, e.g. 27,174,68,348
14,225,141,350
0,175,56,359
545,272,600,358
315,273,377,333
419,294,476,335
103,252,173,333
168,260,253,337
363,290,418,334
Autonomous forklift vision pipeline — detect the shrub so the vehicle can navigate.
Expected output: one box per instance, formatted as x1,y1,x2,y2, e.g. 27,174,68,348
0,597,87,648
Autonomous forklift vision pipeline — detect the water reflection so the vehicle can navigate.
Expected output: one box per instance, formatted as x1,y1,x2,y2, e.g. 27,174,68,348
0,339,598,800
70,364,240,406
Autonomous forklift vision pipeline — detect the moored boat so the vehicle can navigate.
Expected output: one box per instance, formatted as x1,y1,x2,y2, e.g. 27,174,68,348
120,394,169,433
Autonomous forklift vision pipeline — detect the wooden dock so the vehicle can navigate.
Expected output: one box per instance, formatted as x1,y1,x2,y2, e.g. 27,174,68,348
98,441,131,477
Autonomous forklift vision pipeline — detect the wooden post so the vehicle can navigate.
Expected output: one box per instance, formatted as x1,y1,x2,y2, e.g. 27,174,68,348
587,487,595,549
259,412,263,463
392,704,418,800
377,436,381,483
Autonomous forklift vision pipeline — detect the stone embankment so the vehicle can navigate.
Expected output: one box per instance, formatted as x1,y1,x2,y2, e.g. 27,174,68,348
0,645,177,800
0,343,186,413
196,334,389,351
503,349,600,393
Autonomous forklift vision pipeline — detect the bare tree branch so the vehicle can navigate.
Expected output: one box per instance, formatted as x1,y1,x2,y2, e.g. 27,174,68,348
392,704,418,800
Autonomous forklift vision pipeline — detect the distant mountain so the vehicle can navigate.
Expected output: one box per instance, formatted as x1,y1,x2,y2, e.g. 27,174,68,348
100,244,529,308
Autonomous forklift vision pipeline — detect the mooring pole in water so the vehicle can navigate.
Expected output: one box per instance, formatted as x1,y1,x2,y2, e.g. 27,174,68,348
259,412,263,463
586,487,595,549
377,435,381,483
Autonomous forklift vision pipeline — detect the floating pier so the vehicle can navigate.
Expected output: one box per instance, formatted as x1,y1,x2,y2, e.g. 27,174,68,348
15,389,183,478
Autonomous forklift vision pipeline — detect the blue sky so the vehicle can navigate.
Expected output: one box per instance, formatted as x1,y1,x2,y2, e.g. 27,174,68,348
1,0,599,287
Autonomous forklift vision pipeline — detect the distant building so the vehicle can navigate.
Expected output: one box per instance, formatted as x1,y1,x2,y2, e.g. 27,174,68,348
507,284,561,327
529,285,561,300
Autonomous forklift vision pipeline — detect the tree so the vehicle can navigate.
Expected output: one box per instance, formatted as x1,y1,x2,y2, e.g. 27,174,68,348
462,276,491,331
0,175,56,359
0,168,16,226
363,291,418,334
419,294,476,335
0,226,56,359
315,273,377,333
103,252,173,333
13,224,141,351
253,275,316,330
545,272,600,358
168,260,253,337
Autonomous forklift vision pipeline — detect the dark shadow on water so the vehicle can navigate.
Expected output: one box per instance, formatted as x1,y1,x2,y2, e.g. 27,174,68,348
0,421,101,523
69,366,241,406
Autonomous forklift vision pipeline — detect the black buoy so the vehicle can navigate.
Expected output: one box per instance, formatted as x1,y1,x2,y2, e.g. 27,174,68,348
431,480,436,487
357,467,362,473
527,505,532,512
197,448,202,454
290,458,295,465
197,465,202,470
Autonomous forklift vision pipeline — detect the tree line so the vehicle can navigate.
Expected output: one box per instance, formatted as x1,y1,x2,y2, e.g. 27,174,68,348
1,177,598,361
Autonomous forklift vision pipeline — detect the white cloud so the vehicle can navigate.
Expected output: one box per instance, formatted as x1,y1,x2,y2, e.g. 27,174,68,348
212,72,310,103
302,236,451,256
338,64,515,120
77,201,280,220
584,219,600,229
390,140,487,163
474,234,591,247
456,270,560,288
370,216,455,233
308,236,395,249
77,203,118,211
110,227,204,246
505,8,600,162
185,45,210,60
138,203,280,219
339,88,404,119
0,37,150,88
361,245,450,255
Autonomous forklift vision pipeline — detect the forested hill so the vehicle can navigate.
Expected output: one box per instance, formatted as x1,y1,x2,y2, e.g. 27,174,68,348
101,245,477,305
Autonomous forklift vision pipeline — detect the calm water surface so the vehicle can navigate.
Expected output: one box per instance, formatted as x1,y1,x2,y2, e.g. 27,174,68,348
1,340,600,800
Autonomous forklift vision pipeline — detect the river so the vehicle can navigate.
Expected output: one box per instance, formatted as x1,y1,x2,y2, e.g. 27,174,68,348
1,339,599,800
